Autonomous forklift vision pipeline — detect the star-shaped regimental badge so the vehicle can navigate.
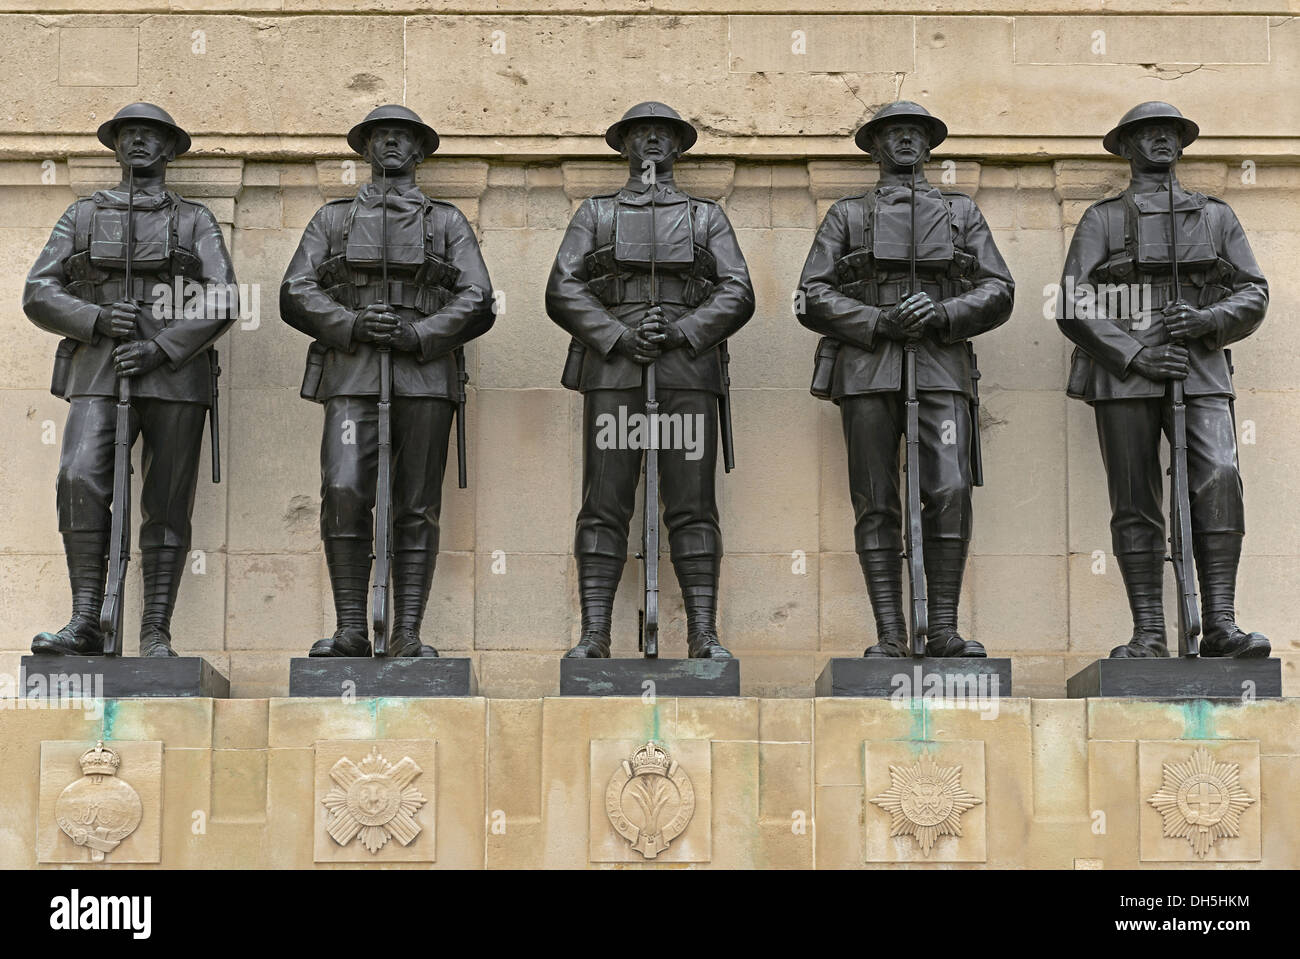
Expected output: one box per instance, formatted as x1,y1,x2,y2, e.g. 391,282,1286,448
1147,746,1255,859
870,755,983,857
322,747,427,855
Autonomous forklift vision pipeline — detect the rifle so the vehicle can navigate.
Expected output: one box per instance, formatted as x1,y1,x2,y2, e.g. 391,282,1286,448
719,341,735,473
100,166,135,657
1166,168,1200,657
371,169,394,657
967,342,983,488
904,161,929,657
454,345,468,489
208,349,222,483
638,168,661,659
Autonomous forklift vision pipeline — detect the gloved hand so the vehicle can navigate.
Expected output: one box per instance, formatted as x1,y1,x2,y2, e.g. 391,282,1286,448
1130,344,1190,381
95,300,139,339
1161,300,1216,341
112,340,167,378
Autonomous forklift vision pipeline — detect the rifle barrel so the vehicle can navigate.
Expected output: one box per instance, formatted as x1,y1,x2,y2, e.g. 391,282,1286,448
642,160,660,659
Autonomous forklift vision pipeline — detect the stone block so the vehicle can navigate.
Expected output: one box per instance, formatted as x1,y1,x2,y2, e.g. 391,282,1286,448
313,739,437,863
719,388,820,553
473,388,575,553
1137,739,1261,862
589,738,711,862
863,739,987,862
37,739,161,864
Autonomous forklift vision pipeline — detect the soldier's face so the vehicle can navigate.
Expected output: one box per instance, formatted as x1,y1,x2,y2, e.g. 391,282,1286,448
1123,121,1182,169
366,124,424,174
114,123,175,172
623,122,682,172
873,122,930,169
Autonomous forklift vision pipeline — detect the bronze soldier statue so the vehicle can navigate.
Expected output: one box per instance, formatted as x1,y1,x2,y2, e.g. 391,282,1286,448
281,105,494,658
1058,101,1269,659
547,101,754,660
797,101,1014,658
25,103,237,658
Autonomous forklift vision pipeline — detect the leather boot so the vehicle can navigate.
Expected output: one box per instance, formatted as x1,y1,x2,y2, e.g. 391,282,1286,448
676,556,733,659
1195,532,1270,658
1109,551,1168,658
32,531,107,656
565,556,621,658
310,539,373,657
858,549,909,657
923,539,985,657
389,549,439,657
139,546,186,658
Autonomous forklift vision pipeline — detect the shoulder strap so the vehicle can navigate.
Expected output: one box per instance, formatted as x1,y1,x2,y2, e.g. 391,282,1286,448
1100,198,1129,263
167,193,191,253
73,198,94,254
847,196,865,250
845,192,877,252
690,198,710,249
423,198,448,258
335,197,360,256
594,196,616,249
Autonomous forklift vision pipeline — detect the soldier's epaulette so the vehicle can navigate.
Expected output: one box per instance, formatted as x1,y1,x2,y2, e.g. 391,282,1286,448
940,189,974,202
169,194,216,217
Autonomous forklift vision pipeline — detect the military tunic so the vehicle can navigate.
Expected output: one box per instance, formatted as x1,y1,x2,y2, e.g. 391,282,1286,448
797,173,1013,552
24,186,236,547
546,176,754,565
1057,172,1266,553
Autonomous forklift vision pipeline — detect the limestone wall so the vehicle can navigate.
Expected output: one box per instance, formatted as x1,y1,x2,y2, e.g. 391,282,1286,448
4,696,1296,868
0,5,1297,696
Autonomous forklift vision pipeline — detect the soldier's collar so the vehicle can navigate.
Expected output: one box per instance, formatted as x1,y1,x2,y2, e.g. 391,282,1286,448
358,178,424,201
1127,170,1183,194
618,176,686,204
92,187,173,210
874,171,934,190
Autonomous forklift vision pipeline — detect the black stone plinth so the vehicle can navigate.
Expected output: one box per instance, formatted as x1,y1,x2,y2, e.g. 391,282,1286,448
816,658,1013,698
1067,657,1282,699
19,655,230,699
560,658,740,696
288,657,477,697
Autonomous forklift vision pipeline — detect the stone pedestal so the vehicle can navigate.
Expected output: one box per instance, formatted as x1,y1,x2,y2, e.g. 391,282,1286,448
1067,657,1282,699
560,658,740,696
288,657,477,697
19,655,229,699
816,658,1013,699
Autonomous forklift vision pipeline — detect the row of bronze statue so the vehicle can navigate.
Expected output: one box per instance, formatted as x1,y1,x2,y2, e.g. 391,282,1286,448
23,98,1270,665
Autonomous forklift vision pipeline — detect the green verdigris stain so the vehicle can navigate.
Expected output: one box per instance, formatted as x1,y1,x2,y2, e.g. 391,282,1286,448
100,699,119,740
648,702,662,743
1181,699,1216,740
893,697,929,754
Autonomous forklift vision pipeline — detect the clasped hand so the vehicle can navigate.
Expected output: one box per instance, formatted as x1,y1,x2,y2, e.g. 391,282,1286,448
878,292,940,342
355,305,419,352
617,306,686,365
1160,300,1215,342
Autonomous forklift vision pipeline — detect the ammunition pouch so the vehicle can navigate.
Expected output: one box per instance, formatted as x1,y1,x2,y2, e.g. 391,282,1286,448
809,336,839,400
317,251,459,315
560,337,586,391
833,243,976,307
300,340,328,402
584,243,715,309
51,337,78,398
